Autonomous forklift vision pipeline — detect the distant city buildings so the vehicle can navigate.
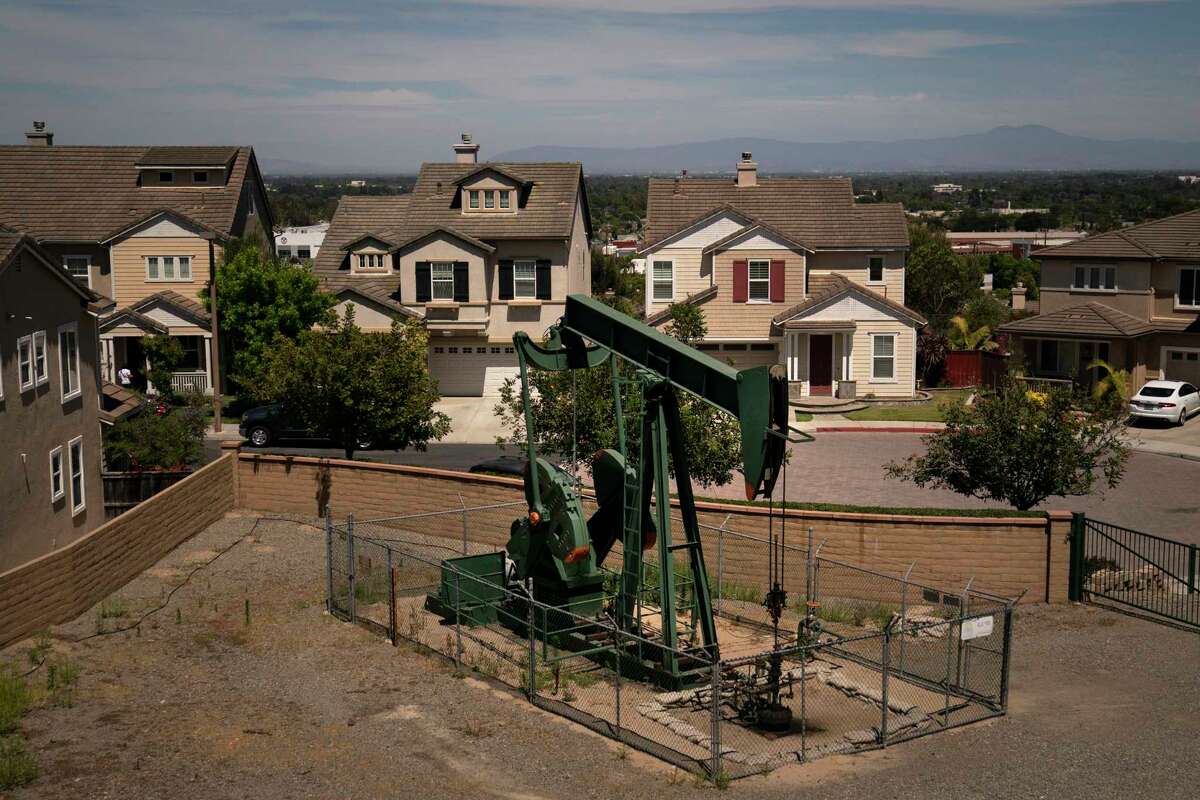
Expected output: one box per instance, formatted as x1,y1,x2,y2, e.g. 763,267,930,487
348,180,367,188
932,183,963,194
992,201,1050,216
275,222,329,262
601,236,640,257
1179,175,1200,185
947,230,1086,258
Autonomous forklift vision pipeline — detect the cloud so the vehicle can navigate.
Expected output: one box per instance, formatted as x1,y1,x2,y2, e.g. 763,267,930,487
846,30,1017,58
461,0,1165,14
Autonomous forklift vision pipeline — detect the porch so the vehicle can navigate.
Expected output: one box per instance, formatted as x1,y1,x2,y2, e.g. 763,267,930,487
782,325,856,398
100,332,215,396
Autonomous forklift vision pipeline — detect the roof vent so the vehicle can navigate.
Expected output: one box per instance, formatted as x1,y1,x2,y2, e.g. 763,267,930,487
454,132,480,164
25,121,53,147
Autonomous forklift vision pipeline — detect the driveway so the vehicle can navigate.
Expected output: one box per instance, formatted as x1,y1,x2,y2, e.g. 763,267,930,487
436,396,513,444
1125,416,1200,459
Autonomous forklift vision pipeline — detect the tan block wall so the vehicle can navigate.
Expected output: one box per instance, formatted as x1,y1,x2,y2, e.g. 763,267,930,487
0,454,237,649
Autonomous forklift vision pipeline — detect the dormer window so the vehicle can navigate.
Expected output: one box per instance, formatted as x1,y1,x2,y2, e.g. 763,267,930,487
193,171,208,184
484,192,495,209
499,190,511,209
469,190,480,209
159,171,173,184
355,252,387,272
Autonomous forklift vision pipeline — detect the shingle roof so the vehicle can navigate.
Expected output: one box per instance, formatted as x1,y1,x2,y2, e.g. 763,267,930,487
134,146,240,168
99,308,169,334
997,302,1154,338
392,226,495,255
645,177,908,250
1032,209,1200,260
771,273,926,327
702,217,814,254
0,223,104,305
322,276,417,318
130,289,211,325
99,383,142,425
313,195,411,274
0,145,261,242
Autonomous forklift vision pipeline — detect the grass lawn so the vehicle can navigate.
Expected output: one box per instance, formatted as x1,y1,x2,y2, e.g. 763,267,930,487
794,411,813,423
844,388,974,422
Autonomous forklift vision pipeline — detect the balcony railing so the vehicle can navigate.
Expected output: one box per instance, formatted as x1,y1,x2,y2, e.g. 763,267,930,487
169,371,209,395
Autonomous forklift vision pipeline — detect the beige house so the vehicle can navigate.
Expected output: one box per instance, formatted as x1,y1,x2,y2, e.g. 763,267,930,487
641,154,921,399
999,209,1200,390
0,124,274,396
0,227,111,568
313,134,592,396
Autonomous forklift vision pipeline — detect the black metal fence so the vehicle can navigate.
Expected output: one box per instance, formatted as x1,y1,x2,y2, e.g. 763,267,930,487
325,504,1016,781
1070,513,1199,629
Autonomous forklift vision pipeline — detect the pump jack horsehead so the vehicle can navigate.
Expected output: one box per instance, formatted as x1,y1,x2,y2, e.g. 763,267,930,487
497,293,802,687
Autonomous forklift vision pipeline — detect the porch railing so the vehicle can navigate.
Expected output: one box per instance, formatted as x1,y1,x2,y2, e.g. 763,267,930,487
169,371,209,394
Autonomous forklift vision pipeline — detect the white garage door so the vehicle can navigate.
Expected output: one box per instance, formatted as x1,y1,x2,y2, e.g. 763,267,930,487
1164,349,1200,385
429,343,518,397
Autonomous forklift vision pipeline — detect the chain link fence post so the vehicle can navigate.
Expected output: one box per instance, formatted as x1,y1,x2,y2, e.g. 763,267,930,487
458,492,468,556
324,508,334,615
999,602,1014,710
387,547,397,646
347,514,356,623
612,626,622,742
899,561,915,675
454,570,463,673
715,514,731,616
526,578,537,701
800,645,807,762
710,655,721,782
880,619,892,748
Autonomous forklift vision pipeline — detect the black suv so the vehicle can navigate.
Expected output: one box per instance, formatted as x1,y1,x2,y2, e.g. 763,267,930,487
239,403,309,447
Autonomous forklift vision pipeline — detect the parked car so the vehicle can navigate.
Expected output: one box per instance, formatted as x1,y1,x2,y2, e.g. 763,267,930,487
239,403,375,449
1128,380,1200,426
468,455,528,477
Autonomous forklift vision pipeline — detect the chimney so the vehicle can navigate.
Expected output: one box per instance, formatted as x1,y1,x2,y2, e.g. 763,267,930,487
736,151,757,188
453,132,479,164
1011,282,1027,312
25,120,53,147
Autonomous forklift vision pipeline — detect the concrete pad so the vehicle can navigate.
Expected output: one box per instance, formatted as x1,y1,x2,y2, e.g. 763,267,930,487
436,397,514,444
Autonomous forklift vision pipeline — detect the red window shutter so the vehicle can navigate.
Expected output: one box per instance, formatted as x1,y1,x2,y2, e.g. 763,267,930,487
770,259,785,302
732,259,748,303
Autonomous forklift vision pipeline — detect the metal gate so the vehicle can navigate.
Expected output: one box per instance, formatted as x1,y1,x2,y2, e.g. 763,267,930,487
1069,513,1199,629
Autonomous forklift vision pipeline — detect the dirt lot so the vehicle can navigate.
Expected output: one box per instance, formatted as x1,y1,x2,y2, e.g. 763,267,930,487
3,513,1198,800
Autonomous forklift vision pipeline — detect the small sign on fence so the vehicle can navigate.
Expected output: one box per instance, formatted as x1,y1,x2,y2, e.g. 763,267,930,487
961,615,994,641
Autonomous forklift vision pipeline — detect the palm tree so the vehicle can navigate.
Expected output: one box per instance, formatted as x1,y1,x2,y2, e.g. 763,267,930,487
948,315,998,352
1086,358,1131,405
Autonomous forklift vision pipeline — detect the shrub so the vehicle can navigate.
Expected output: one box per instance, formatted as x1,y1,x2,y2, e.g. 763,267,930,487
0,735,38,790
0,670,31,735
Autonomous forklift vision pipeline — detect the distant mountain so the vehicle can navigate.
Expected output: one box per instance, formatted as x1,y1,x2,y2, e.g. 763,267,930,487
493,126,1200,174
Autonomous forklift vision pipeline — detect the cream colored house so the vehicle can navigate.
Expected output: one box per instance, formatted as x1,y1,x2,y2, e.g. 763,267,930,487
642,154,921,399
0,125,274,397
313,134,592,396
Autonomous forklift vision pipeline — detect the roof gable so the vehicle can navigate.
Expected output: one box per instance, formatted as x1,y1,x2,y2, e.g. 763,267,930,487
0,225,101,305
641,206,754,253
773,274,924,327
102,208,227,245
703,221,812,254
454,165,529,187
998,301,1153,338
129,290,211,326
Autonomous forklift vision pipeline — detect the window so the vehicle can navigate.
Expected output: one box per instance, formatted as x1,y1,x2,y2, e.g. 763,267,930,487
469,190,480,209
484,191,495,209
33,331,48,386
49,447,64,503
146,256,192,281
193,171,208,183
868,256,884,283
513,260,537,299
462,347,473,354
431,262,455,300
490,347,501,354
433,346,445,354
17,335,33,391
277,246,291,259
68,436,85,515
652,260,673,302
504,346,515,354
748,259,771,301
357,253,385,272
499,190,511,209
64,255,91,286
159,171,173,183
1072,264,1116,291
1178,266,1200,309
58,324,80,401
871,334,896,381
177,336,204,371
297,247,311,259
448,347,459,354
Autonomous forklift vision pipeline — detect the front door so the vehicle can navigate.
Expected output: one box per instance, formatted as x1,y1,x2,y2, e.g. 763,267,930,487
809,335,833,396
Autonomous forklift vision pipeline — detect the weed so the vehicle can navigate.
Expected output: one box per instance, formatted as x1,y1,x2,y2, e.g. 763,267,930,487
46,659,81,708
0,671,32,735
814,600,899,629
567,670,601,688
616,745,629,760
0,735,38,790
454,718,492,738
99,596,128,619
562,689,577,702
405,607,427,640
26,632,51,667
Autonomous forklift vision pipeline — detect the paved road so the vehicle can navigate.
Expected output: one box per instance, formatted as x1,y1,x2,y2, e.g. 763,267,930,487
205,439,510,470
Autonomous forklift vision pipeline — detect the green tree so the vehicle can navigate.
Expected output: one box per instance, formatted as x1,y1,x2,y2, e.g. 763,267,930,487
103,394,207,471
142,334,183,402
591,250,645,307
493,303,741,487
204,242,336,392
885,379,1129,510
1087,358,1132,418
947,315,997,352
906,224,983,331
252,306,450,459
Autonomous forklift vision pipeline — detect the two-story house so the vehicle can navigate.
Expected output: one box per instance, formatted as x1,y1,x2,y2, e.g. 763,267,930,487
0,122,274,396
313,134,591,396
641,153,922,399
999,209,1200,390
1,226,111,569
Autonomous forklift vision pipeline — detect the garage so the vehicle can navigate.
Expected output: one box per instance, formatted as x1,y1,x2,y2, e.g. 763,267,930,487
429,342,519,396
1163,348,1200,385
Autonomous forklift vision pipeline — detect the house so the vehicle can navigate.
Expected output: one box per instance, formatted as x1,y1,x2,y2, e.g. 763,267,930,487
1,226,111,568
947,230,1086,259
0,122,274,396
932,183,963,194
275,222,329,262
312,134,591,396
640,153,922,399
998,209,1200,390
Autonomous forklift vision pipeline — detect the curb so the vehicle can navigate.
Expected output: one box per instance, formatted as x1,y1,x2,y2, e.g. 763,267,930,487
814,426,943,434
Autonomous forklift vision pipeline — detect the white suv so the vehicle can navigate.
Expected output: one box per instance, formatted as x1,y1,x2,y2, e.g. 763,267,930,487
1128,380,1200,426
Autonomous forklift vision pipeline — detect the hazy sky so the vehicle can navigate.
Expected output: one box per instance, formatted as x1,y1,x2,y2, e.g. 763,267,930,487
1,0,1197,170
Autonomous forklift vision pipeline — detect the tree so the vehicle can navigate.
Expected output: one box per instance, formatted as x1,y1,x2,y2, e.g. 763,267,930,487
885,379,1129,510
1087,358,1132,418
204,241,336,392
493,303,742,488
591,250,645,308
252,306,450,459
103,394,207,471
905,224,984,331
947,315,997,352
142,334,183,402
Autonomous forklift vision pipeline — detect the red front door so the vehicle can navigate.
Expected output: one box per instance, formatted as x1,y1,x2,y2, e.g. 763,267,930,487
809,335,833,396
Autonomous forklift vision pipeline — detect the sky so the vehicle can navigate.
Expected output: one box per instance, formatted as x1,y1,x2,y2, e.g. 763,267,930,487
0,0,1197,171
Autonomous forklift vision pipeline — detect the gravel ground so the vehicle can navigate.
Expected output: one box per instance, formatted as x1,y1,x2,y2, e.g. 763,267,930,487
4,513,1197,800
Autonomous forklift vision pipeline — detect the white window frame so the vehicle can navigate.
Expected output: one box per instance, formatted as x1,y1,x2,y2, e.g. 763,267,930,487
1175,265,1200,310
868,256,885,284
1071,264,1117,293
17,334,34,391
652,259,674,302
33,330,49,386
870,333,897,382
469,190,480,209
355,252,387,273
513,259,537,299
747,259,771,303
49,446,65,503
431,262,456,301
484,191,496,209
499,190,511,209
64,254,92,288
58,322,81,402
145,255,193,282
68,435,85,516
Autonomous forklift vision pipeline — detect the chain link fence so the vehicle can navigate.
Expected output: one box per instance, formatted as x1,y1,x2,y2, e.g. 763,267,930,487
325,501,1016,781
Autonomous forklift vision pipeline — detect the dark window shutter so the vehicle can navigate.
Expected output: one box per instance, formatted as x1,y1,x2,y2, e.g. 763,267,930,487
732,259,748,303
498,260,514,300
770,259,785,302
535,259,552,300
415,261,432,302
453,262,469,302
